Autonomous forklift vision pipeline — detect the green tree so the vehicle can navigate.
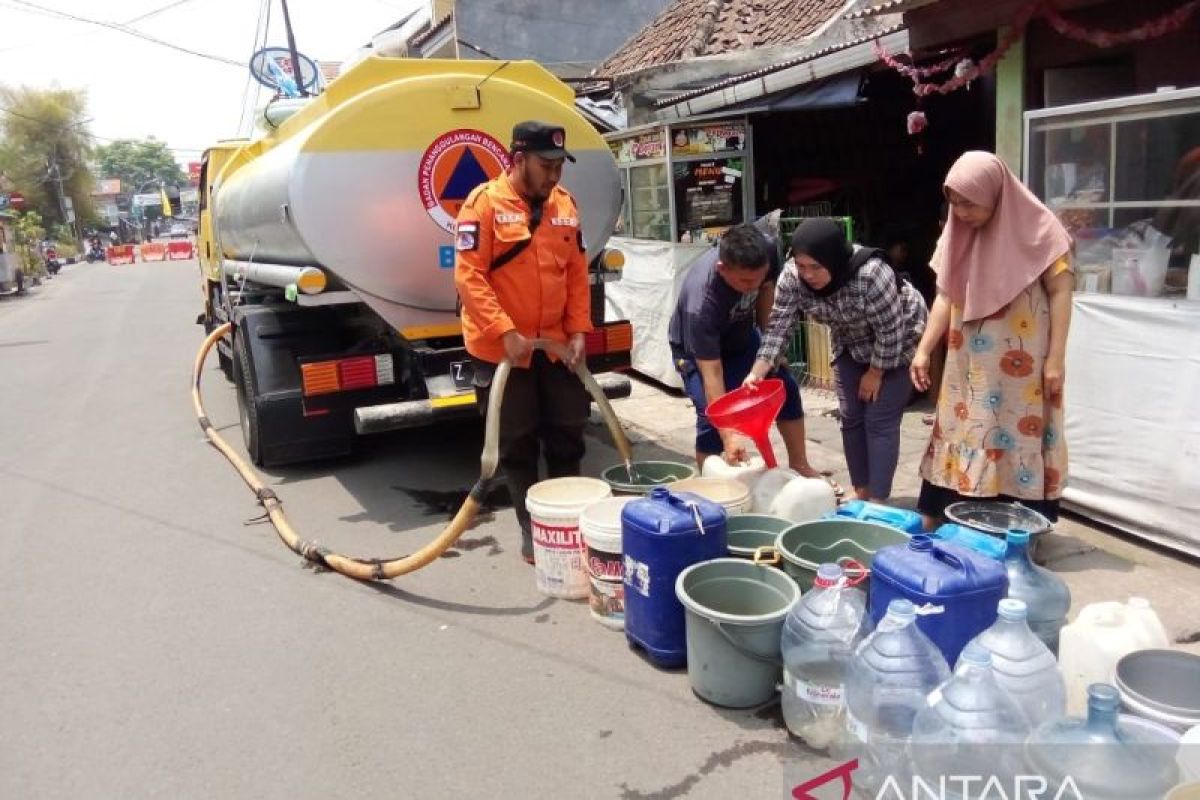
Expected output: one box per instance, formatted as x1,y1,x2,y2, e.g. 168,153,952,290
93,138,186,197
13,210,46,277
0,85,96,228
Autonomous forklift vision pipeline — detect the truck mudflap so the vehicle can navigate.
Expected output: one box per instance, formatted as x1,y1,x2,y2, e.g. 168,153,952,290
353,372,632,435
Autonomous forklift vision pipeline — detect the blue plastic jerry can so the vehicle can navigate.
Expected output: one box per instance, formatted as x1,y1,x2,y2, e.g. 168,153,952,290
869,535,1009,665
621,487,727,667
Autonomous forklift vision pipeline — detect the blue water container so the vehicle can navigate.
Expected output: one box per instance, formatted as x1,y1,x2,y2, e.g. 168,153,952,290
931,523,1007,560
622,487,727,667
868,535,1008,665
827,500,924,535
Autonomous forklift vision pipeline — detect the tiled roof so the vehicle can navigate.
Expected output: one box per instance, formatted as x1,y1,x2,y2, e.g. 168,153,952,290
654,14,903,107
409,11,454,50
595,0,848,78
844,0,939,19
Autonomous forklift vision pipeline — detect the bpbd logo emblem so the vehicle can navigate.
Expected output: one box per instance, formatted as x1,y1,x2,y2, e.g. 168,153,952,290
418,129,511,233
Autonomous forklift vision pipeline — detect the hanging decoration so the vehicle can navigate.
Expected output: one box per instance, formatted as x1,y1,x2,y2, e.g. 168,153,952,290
876,0,1200,139
1043,0,1199,47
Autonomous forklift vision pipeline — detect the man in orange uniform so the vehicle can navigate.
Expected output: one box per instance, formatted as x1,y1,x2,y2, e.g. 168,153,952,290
454,121,593,563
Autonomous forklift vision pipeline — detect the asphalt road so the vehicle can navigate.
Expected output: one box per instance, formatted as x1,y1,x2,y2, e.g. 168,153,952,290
0,260,826,799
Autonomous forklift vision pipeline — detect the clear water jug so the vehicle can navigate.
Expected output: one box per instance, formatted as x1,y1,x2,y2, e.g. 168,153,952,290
1003,530,1071,654
965,599,1066,727
780,563,871,749
842,598,950,792
1059,596,1169,716
1026,683,1181,799
911,643,1032,795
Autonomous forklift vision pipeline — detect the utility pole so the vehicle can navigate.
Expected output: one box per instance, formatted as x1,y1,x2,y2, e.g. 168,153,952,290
46,154,80,245
279,0,308,98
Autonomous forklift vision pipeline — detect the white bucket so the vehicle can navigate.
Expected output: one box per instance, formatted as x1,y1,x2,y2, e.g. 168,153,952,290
526,477,612,599
579,497,634,630
668,476,751,515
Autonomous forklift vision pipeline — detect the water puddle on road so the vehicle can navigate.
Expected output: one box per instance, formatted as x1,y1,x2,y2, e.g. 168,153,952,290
392,483,512,555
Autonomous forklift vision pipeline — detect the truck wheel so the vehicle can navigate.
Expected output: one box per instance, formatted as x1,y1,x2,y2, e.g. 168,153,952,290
232,330,264,465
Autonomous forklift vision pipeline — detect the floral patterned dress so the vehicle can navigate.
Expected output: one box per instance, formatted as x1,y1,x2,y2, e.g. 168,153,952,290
920,259,1070,502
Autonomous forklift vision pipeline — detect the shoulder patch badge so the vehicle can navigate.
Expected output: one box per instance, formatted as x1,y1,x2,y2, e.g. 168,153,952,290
456,221,479,252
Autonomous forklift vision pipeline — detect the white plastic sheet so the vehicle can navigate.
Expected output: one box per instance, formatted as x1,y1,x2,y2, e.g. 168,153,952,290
1063,295,1200,556
603,236,710,388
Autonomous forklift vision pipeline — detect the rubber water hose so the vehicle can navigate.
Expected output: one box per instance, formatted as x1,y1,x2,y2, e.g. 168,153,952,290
192,322,635,581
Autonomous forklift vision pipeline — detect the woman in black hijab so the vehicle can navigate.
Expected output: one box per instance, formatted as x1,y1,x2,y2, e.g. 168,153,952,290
745,219,928,501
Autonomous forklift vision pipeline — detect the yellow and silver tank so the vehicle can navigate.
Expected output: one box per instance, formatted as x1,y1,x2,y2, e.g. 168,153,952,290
212,57,622,332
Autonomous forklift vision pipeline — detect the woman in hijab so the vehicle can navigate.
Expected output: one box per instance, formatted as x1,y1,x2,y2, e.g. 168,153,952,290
746,218,928,501
910,151,1074,528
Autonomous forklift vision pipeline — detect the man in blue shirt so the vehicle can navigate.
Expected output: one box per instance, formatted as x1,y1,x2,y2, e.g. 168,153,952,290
668,223,817,476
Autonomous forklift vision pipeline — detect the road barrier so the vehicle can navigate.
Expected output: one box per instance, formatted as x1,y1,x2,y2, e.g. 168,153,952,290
106,245,137,265
167,241,195,260
139,243,168,262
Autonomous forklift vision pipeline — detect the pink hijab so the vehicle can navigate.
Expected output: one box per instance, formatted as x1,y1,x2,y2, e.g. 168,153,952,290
932,151,1072,322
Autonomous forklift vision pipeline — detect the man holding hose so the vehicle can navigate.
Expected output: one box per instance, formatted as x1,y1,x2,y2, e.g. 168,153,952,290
454,120,593,564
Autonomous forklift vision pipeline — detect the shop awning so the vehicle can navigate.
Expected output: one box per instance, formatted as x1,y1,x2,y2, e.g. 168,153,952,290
714,70,864,114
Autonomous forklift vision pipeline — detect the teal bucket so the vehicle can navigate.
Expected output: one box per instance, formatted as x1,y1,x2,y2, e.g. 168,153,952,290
675,558,800,708
773,519,910,591
600,461,695,495
726,514,793,559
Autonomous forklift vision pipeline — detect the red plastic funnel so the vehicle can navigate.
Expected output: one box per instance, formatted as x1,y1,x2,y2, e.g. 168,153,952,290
705,379,784,468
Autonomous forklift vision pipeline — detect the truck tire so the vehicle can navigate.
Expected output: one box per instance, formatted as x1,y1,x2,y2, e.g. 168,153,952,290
232,329,264,465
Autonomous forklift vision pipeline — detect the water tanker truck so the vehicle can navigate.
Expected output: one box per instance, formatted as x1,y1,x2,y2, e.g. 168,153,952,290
197,57,632,466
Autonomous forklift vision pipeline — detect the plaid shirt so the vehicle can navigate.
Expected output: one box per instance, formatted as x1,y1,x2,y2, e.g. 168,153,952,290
757,255,928,370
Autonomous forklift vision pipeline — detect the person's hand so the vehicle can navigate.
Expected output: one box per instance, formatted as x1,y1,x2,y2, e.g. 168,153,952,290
742,358,772,390
565,333,586,370
721,440,748,466
910,349,931,393
502,330,534,365
1043,356,1065,404
859,367,883,403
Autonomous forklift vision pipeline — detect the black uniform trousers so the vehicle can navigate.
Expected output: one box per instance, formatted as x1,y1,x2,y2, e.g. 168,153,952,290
473,351,590,554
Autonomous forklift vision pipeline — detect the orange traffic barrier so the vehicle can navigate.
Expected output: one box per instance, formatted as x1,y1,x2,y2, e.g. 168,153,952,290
139,243,168,262
106,244,137,265
167,241,195,260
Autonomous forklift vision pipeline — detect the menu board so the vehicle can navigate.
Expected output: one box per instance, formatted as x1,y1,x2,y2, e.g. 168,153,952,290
674,157,745,240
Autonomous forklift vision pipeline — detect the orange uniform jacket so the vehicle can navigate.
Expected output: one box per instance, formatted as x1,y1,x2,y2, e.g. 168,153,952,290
454,172,593,365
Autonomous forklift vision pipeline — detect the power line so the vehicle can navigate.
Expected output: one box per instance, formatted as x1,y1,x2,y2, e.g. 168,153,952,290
4,0,246,68
238,0,271,136
0,0,199,54
0,105,207,153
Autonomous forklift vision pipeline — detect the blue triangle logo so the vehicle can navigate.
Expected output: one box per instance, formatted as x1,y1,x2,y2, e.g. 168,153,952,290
439,147,491,201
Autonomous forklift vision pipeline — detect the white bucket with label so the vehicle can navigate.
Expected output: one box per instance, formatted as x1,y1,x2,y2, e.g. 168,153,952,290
579,497,634,630
526,477,612,599
668,476,751,516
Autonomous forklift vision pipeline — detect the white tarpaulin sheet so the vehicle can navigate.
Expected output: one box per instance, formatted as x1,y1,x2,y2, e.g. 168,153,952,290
604,236,710,388
1063,295,1200,557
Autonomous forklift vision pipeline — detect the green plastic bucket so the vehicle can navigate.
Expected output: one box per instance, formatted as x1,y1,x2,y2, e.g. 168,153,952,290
675,558,800,708
599,461,695,495
773,519,909,591
726,514,793,559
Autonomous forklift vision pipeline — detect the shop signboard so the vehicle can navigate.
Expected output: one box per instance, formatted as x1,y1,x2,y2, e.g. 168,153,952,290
94,179,122,196
188,162,202,185
610,130,666,163
670,122,746,156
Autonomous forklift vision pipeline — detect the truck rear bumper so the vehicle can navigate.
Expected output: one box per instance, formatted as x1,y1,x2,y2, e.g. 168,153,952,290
353,372,633,435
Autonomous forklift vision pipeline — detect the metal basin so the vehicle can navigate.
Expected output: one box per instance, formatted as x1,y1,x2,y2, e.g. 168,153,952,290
1116,649,1200,732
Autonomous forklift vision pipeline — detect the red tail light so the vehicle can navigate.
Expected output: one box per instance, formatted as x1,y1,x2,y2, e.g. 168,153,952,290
301,353,396,397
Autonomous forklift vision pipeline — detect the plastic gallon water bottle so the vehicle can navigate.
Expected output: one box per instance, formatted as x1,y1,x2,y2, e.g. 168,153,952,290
1026,683,1181,799
911,643,1032,795
1002,530,1071,654
1059,596,1170,716
842,598,950,792
966,599,1066,727
780,563,871,749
